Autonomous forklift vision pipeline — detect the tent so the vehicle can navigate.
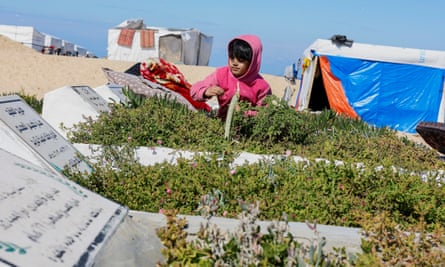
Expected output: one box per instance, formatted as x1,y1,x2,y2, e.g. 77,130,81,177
0,24,45,51
74,44,87,56
107,19,213,66
43,33,62,54
43,33,62,49
295,38,445,133
61,39,75,55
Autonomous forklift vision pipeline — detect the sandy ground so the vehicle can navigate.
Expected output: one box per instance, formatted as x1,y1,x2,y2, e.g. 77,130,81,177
0,35,289,100
0,35,432,149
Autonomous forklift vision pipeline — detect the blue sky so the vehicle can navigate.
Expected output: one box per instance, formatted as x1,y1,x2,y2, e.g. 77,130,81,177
0,1,444,76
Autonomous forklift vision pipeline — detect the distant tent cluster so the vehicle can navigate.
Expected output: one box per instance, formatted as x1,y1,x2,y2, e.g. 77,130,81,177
290,36,445,133
0,24,96,57
107,19,213,66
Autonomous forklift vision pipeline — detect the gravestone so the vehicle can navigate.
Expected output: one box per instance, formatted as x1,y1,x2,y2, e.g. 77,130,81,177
70,85,110,113
42,85,110,138
0,95,92,174
0,148,127,267
0,118,51,172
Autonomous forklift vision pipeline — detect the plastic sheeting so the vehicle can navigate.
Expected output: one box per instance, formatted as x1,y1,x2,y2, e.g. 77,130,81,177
0,25,45,51
320,55,444,133
107,20,212,66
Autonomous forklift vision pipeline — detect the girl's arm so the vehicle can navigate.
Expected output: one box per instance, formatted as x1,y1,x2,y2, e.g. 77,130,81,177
190,72,219,101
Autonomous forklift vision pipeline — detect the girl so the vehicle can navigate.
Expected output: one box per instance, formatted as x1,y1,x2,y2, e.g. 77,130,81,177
190,34,272,120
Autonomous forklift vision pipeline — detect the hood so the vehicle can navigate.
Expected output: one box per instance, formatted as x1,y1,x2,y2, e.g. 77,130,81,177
228,34,263,83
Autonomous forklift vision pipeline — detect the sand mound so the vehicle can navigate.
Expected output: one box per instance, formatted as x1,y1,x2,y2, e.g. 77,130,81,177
0,35,288,99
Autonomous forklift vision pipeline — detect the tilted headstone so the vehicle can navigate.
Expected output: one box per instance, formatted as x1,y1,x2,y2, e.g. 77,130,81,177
0,118,51,172
0,148,127,267
0,95,92,174
42,85,110,138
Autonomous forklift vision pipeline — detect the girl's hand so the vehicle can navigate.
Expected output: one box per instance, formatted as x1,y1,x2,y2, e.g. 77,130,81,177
204,86,224,98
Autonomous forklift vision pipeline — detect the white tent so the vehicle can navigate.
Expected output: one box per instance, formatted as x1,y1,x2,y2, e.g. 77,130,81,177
0,24,45,51
43,33,62,49
42,33,62,54
107,19,213,65
61,39,75,55
294,38,445,133
74,44,87,57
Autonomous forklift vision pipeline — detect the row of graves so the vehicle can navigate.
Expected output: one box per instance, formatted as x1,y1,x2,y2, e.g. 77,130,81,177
0,84,168,267
0,76,362,265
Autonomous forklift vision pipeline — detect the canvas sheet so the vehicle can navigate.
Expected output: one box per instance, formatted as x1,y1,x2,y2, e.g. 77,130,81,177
320,55,444,133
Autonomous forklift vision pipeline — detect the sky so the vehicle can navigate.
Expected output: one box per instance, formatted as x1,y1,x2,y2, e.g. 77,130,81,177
0,1,444,76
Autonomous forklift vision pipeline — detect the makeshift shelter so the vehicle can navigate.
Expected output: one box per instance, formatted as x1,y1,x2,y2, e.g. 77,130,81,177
61,39,75,55
74,44,87,56
107,19,213,66
295,38,445,133
43,33,62,54
0,24,45,51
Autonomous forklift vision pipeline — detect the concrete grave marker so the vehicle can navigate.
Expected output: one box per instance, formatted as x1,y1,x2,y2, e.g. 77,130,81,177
0,148,127,267
0,95,92,174
71,85,110,113
0,119,52,172
42,85,110,138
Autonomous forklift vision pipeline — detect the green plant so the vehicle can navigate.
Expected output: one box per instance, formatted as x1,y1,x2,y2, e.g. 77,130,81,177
156,200,355,266
356,211,445,266
63,93,445,265
119,85,146,108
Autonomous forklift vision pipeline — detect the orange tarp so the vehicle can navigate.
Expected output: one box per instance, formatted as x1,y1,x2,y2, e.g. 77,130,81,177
319,56,358,119
140,29,155,48
117,29,135,47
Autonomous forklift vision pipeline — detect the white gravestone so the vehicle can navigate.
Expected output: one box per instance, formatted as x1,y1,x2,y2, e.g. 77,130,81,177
42,85,110,139
0,148,127,267
0,119,52,172
71,86,110,113
0,95,92,174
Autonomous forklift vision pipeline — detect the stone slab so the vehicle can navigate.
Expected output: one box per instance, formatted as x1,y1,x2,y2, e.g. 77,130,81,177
129,210,363,256
0,95,92,174
0,148,127,267
0,119,51,172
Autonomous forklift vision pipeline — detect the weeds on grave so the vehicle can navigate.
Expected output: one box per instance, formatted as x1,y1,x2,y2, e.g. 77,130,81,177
118,85,146,109
156,197,353,266
67,94,443,171
67,95,227,151
62,93,445,265
356,211,445,266
65,141,444,229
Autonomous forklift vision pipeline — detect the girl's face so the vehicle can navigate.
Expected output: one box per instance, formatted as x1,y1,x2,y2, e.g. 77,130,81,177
229,57,250,77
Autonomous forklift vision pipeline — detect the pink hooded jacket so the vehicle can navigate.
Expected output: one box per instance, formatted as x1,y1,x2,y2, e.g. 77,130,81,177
190,34,272,119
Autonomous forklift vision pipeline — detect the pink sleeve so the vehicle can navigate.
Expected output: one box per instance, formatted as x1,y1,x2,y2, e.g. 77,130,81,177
190,72,218,101
257,84,272,106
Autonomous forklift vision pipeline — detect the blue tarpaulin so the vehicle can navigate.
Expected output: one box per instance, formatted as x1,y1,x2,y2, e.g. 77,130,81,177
325,55,445,133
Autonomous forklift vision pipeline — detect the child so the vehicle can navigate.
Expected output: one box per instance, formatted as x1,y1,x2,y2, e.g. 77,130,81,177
190,34,272,120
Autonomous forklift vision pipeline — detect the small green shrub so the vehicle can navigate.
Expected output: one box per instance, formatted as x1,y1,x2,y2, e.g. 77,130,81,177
156,201,353,266
119,85,146,108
